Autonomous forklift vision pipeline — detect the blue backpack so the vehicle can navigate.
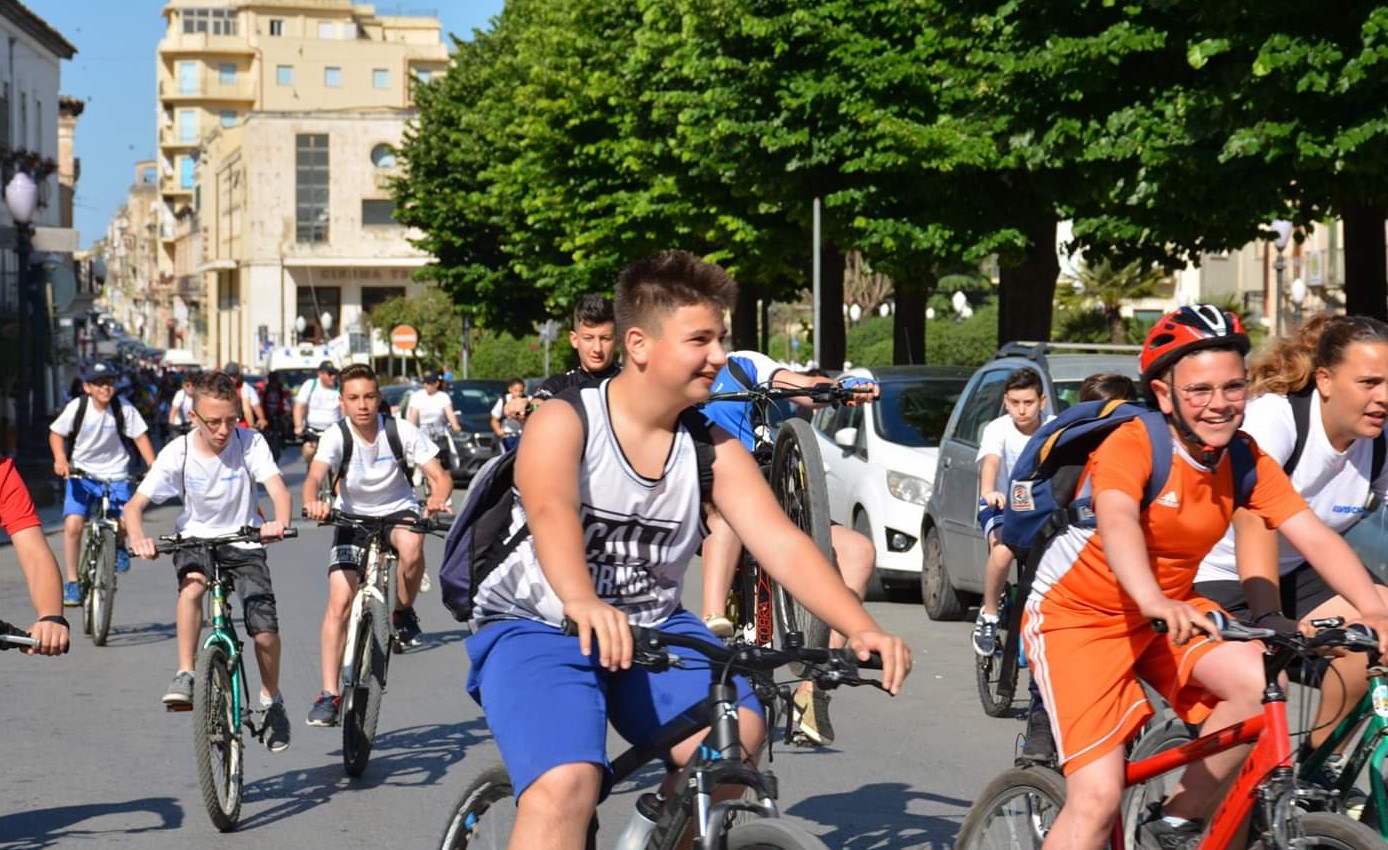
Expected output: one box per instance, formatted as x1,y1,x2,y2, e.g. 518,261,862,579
1000,399,1257,562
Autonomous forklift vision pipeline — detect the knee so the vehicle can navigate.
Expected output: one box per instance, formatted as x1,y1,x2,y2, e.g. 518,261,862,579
179,576,207,598
1066,783,1123,828
519,763,601,820
841,532,875,577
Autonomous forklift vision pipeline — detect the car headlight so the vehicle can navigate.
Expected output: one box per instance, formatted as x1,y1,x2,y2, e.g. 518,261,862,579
886,471,929,505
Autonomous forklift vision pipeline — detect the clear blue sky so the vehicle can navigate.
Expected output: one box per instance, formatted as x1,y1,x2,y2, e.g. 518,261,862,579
22,0,506,248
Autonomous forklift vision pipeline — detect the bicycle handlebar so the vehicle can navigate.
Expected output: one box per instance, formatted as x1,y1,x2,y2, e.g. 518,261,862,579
302,508,450,534
153,525,299,554
1154,611,1379,656
0,619,37,650
68,469,141,486
705,382,873,406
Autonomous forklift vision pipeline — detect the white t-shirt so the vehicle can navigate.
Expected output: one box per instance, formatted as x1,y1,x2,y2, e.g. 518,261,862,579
315,417,439,515
1197,392,1388,582
138,430,281,540
240,383,261,408
295,378,342,431
490,394,525,436
50,396,149,479
411,389,454,430
976,413,1051,491
170,389,194,424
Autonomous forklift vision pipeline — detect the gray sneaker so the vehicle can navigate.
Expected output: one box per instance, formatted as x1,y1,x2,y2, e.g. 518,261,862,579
263,700,291,753
1137,803,1204,850
972,614,999,657
305,691,341,728
162,671,195,705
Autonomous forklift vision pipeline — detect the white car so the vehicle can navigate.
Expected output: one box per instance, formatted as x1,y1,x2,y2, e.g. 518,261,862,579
811,365,971,598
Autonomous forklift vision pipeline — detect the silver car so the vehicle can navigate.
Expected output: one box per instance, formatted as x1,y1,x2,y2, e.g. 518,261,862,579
921,342,1141,620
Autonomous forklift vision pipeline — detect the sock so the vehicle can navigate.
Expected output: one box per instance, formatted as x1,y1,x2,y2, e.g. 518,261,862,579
259,692,282,708
1162,815,1194,828
980,613,999,624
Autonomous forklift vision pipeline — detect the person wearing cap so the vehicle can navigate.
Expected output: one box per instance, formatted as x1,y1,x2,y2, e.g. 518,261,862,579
224,362,268,432
294,360,343,467
49,361,158,606
406,370,461,471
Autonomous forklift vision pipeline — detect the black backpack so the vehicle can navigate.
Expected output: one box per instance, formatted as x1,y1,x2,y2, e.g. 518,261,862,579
65,395,139,469
439,388,715,623
1283,384,1387,484
333,416,411,489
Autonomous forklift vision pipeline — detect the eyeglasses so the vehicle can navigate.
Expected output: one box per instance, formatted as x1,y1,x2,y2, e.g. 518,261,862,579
192,411,240,431
1175,379,1250,408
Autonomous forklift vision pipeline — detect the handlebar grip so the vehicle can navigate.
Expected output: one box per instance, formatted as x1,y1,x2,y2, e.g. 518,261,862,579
561,617,578,637
844,649,883,670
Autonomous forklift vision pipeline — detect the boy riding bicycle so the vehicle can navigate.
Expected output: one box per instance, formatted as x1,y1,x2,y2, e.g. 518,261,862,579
294,360,342,467
698,349,880,747
302,364,453,727
465,250,910,850
531,294,620,401
1026,305,1388,850
124,370,295,753
49,361,157,606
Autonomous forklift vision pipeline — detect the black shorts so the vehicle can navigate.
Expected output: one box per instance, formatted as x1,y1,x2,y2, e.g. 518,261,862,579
303,428,324,445
175,545,278,636
1195,562,1387,621
328,510,419,575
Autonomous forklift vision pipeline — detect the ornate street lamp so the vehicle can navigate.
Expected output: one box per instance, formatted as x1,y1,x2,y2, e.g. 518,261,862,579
6,171,45,491
1270,220,1294,336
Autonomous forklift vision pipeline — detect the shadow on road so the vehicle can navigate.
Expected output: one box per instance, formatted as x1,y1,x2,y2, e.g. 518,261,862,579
786,782,970,850
102,620,177,647
407,627,470,655
236,717,489,831
0,796,183,849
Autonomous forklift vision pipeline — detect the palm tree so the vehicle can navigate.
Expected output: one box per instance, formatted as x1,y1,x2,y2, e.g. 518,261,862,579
1060,259,1170,344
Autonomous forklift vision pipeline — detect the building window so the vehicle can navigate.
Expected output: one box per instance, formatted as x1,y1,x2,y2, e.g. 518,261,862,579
219,63,235,85
295,134,330,243
361,199,397,227
269,18,283,36
317,20,334,39
412,68,432,84
183,8,237,36
296,286,340,343
372,68,389,90
370,144,396,168
361,287,405,317
178,109,198,142
180,156,196,189
325,67,342,88
178,61,198,94
276,65,293,86
220,110,237,128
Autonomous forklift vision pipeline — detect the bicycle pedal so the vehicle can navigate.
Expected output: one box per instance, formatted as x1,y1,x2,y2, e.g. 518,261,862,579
165,702,194,713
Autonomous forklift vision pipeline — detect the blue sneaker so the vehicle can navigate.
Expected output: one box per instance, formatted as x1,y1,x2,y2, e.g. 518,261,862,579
62,582,82,607
115,547,130,573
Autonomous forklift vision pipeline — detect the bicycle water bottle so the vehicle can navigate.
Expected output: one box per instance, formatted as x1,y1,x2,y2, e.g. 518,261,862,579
613,792,663,850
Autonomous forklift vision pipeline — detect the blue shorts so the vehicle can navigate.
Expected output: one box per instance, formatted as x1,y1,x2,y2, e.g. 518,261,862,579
465,609,762,801
977,504,1003,540
63,477,133,519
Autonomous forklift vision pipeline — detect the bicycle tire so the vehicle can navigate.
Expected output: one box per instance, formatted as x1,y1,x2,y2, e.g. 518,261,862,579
976,582,1020,718
768,418,834,658
1249,811,1385,850
1120,717,1193,849
438,764,515,850
955,765,1066,850
90,528,116,646
342,593,390,777
724,818,831,850
79,524,95,636
193,644,244,832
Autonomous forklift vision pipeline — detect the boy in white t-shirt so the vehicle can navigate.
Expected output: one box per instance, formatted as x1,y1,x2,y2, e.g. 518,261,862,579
489,378,529,452
124,370,295,752
301,364,453,727
973,368,1049,657
294,361,343,467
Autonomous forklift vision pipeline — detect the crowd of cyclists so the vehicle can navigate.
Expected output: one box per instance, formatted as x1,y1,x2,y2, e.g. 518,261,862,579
6,249,1388,849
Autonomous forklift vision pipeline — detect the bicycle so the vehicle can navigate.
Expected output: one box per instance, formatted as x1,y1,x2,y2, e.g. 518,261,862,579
154,525,298,832
306,508,446,776
705,382,870,654
957,614,1386,850
437,622,885,849
69,469,131,647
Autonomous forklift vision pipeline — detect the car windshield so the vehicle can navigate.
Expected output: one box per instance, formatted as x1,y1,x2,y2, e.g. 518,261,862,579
272,368,317,394
381,385,412,403
449,383,508,431
1051,380,1086,413
875,378,969,447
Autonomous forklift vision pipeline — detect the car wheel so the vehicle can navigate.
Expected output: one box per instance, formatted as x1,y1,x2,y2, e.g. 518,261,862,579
855,510,888,602
921,524,967,621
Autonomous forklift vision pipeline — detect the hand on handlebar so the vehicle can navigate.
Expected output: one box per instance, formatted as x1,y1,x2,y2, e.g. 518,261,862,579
423,496,453,519
259,521,287,541
837,376,880,406
53,458,69,478
27,618,69,656
128,534,158,560
1351,611,1388,657
1142,596,1221,646
303,500,332,522
563,597,633,671
845,630,911,695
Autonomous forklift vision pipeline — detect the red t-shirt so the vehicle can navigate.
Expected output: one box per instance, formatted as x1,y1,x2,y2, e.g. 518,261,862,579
0,459,40,536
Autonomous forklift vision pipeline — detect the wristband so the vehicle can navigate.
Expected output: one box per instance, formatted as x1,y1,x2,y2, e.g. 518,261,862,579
38,614,70,629
1253,611,1284,625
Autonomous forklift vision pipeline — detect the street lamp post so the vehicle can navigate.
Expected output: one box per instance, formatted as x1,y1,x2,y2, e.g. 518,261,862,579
6,171,45,494
1289,277,1307,328
1270,220,1294,337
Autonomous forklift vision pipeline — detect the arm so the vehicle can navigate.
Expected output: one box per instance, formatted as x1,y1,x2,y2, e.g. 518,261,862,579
713,432,911,694
259,474,292,539
12,526,67,656
252,402,268,430
302,459,333,520
978,455,1002,508
240,392,255,426
167,404,179,426
490,414,506,438
49,431,69,477
445,403,461,432
123,491,156,559
1280,510,1388,641
767,369,879,409
419,457,453,515
514,401,632,670
407,406,420,426
1231,509,1290,627
293,401,306,434
134,434,157,468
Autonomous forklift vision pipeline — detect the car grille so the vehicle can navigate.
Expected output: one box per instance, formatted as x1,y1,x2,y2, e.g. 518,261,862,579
472,433,498,451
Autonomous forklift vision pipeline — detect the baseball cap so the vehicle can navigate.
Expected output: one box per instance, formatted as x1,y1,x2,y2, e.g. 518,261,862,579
423,370,440,383
222,361,241,376
82,362,117,382
318,360,339,373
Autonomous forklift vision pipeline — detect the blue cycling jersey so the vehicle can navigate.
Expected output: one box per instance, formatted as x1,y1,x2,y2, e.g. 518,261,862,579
702,351,783,452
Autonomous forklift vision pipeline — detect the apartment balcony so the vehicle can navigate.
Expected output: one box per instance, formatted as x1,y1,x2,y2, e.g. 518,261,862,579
158,32,255,56
159,73,255,104
159,126,202,150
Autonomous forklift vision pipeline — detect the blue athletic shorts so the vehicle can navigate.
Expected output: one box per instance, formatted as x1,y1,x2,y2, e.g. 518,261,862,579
465,608,763,801
977,503,1003,539
63,477,133,519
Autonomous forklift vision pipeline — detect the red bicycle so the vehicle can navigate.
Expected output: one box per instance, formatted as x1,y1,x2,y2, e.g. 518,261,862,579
957,615,1384,850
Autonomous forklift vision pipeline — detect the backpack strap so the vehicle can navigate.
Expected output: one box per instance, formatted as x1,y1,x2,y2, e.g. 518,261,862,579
65,395,89,458
109,397,139,465
1228,433,1257,510
678,408,716,504
334,419,354,488
1283,385,1316,476
383,416,411,484
1135,409,1174,510
1374,434,1387,486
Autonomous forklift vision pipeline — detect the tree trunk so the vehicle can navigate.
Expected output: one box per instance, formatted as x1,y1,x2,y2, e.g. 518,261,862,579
997,216,1060,344
1107,306,1125,345
732,281,759,351
893,284,929,364
819,245,847,369
1343,202,1387,320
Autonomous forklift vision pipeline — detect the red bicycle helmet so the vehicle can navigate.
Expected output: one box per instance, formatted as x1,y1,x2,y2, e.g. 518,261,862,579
1139,304,1250,387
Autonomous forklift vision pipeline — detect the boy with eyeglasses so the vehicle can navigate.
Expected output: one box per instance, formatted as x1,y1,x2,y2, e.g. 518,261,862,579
49,361,157,606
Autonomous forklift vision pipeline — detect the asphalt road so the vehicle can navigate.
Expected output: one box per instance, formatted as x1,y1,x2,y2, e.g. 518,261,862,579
0,451,1027,850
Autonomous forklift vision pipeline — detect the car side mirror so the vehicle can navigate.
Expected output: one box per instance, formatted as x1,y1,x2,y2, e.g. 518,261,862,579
834,427,858,450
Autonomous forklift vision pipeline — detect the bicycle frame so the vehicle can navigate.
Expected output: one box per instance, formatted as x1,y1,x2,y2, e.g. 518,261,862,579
1296,670,1388,835
201,563,249,733
340,537,392,691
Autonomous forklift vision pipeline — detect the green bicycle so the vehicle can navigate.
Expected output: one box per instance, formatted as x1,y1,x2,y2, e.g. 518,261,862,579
155,526,298,832
69,470,129,646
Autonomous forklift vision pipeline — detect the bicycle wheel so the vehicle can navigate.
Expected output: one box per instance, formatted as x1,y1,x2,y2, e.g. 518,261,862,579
1120,717,1193,849
977,582,1020,718
724,819,831,850
1250,811,1385,850
955,766,1066,850
78,525,95,636
342,594,390,777
89,528,117,646
193,644,244,831
768,418,834,655
438,764,516,849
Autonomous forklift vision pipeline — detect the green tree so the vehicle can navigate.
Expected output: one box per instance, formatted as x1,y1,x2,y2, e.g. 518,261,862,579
366,288,461,374
1059,259,1167,344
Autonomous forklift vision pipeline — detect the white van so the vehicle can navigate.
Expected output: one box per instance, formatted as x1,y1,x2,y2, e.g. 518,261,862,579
162,349,201,369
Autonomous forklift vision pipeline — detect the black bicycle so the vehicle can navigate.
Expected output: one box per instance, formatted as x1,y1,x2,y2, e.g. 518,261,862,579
438,624,885,849
705,381,870,656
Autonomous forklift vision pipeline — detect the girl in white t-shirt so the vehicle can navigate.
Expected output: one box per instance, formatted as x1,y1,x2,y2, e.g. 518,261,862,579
1195,314,1388,753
